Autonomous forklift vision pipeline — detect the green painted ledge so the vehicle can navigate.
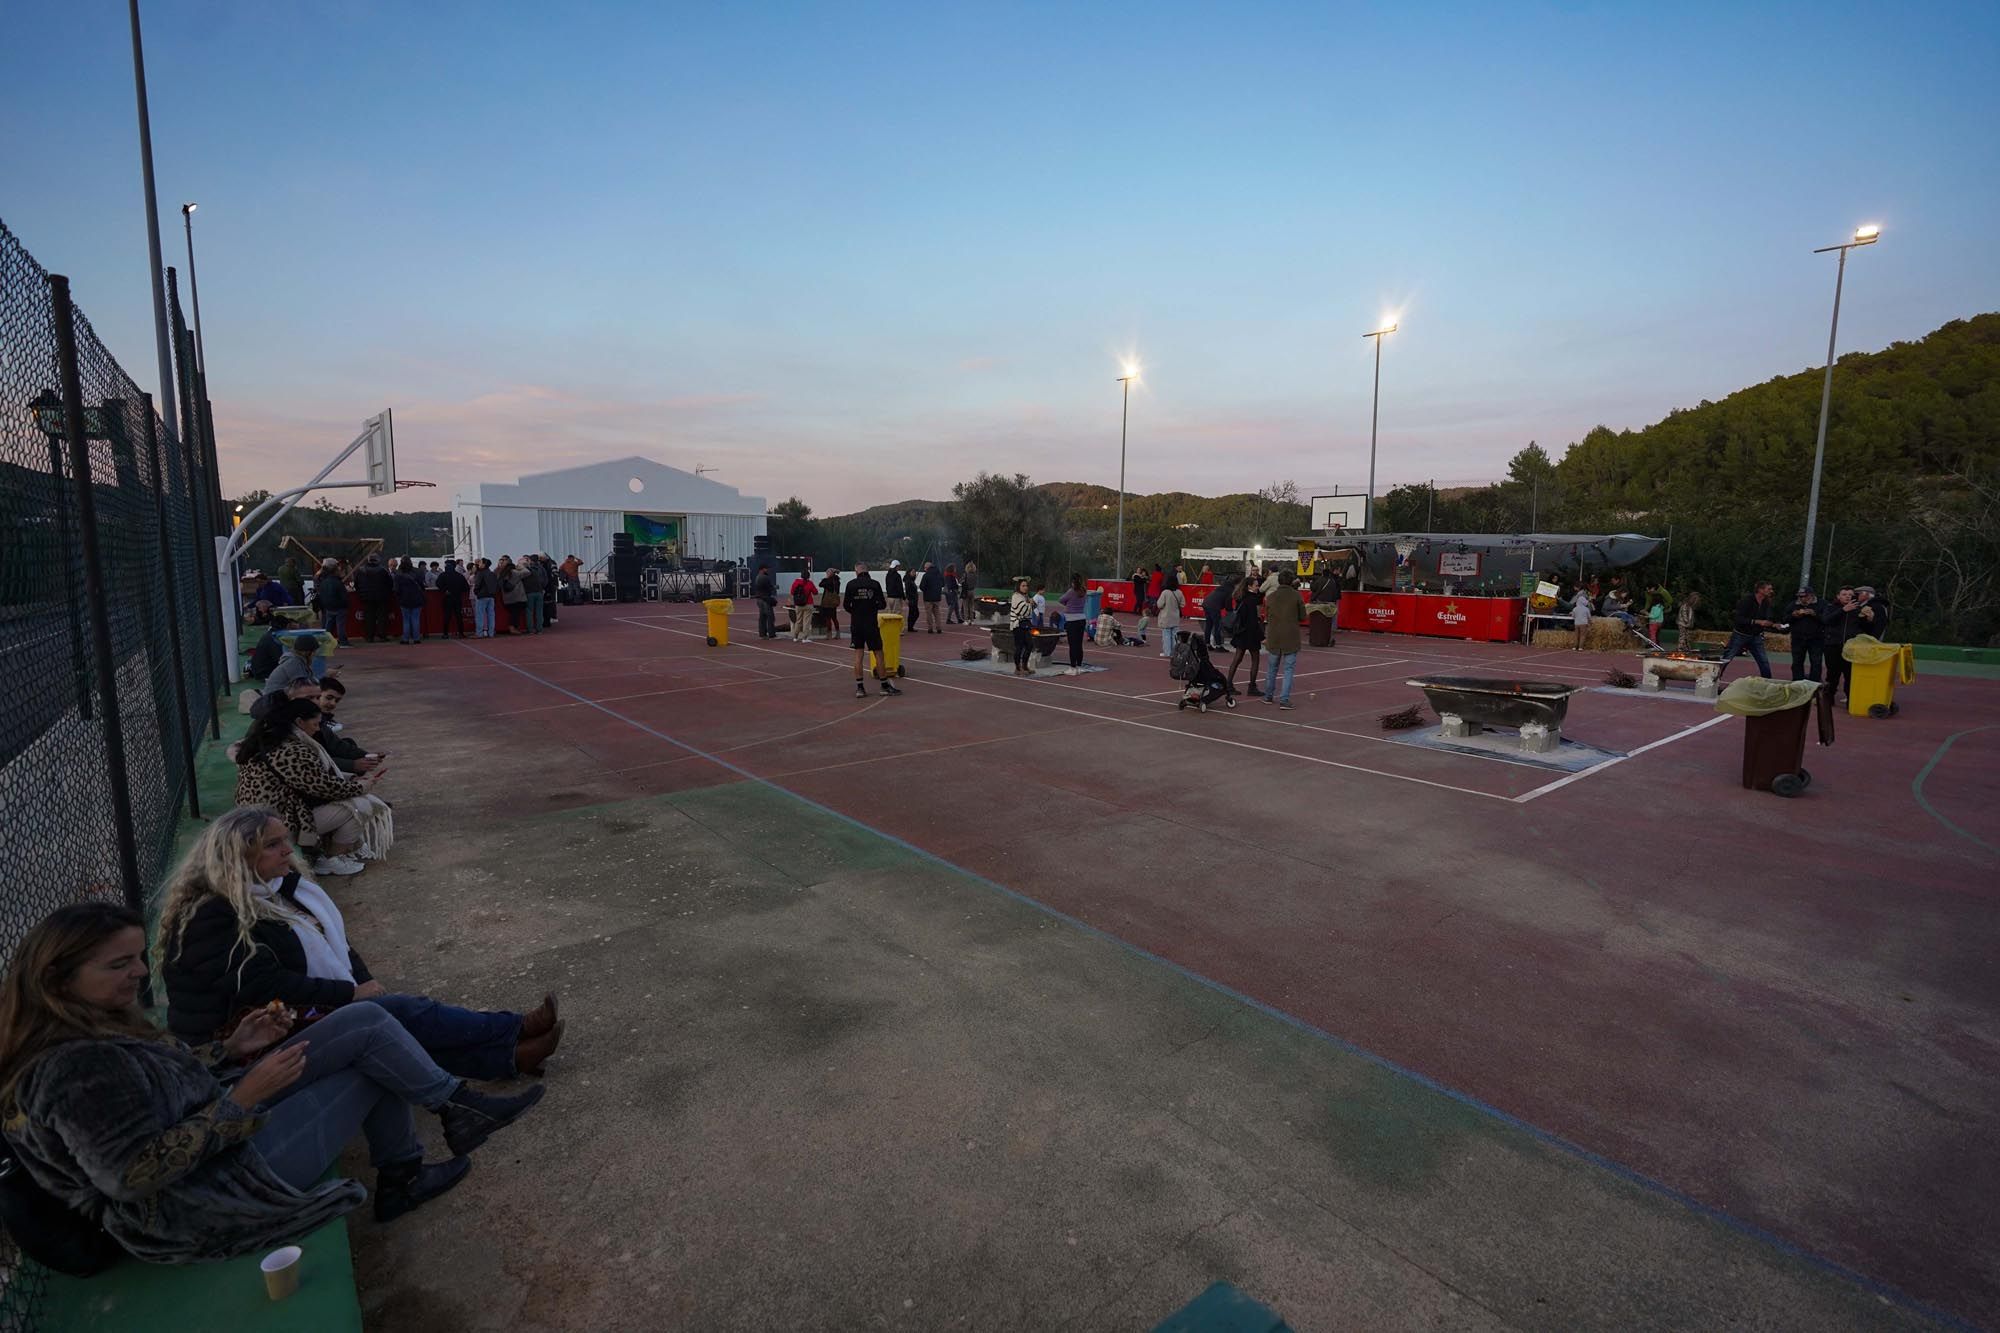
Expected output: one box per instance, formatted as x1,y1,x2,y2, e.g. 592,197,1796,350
41,681,364,1333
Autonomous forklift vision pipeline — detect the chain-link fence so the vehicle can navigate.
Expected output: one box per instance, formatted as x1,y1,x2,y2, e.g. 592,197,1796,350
0,217,227,1329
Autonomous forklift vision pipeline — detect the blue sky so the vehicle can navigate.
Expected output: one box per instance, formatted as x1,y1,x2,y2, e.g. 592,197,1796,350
5,1,1996,513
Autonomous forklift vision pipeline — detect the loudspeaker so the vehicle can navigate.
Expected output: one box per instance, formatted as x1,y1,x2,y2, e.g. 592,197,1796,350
611,552,642,601
611,532,635,552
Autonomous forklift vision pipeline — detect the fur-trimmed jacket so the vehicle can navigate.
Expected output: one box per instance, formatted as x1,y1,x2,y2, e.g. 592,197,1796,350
1,1035,362,1263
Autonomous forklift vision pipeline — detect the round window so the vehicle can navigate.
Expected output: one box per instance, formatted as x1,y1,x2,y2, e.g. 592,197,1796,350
627,477,645,494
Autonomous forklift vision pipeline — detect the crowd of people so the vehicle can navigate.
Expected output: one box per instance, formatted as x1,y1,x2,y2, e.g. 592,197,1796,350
1713,580,1891,698
244,551,587,645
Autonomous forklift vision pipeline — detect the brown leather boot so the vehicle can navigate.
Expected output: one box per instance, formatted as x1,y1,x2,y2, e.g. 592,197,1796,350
520,993,559,1040
515,1020,565,1077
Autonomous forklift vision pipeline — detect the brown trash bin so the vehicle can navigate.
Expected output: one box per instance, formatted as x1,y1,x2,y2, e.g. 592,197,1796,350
1739,687,1835,797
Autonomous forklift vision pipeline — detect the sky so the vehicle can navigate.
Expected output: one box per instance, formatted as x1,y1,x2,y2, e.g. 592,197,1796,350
4,1,1997,515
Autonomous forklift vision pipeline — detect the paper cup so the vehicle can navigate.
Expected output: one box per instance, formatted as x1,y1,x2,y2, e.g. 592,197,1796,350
261,1245,302,1301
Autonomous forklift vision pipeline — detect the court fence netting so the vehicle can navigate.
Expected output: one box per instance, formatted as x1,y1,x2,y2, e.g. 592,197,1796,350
0,216,231,1329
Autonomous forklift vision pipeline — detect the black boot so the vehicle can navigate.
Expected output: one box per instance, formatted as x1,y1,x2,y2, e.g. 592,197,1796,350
438,1082,545,1156
374,1156,471,1222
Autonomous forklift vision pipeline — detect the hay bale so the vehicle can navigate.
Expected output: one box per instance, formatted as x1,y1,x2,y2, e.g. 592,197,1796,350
1531,628,1577,649
1581,619,1639,651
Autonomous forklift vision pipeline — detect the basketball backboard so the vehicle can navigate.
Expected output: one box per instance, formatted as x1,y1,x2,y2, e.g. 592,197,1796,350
364,410,397,496
1309,494,1354,532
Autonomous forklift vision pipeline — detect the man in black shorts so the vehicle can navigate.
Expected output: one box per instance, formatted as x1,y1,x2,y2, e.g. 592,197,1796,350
843,561,901,698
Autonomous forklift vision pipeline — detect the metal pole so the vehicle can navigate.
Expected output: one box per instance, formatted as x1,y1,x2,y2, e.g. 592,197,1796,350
51,275,145,911
181,208,209,377
182,416,224,738
140,394,201,818
1530,476,1538,532
1425,479,1434,533
1115,376,1131,584
1663,524,1673,584
1822,522,1836,591
1801,246,1848,591
128,0,178,445
1366,334,1382,532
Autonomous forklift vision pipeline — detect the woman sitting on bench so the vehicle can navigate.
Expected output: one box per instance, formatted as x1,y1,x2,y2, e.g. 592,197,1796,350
0,903,545,1262
157,808,564,1079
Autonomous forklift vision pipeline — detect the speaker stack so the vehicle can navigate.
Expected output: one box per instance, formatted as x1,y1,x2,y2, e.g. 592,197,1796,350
749,532,777,585
610,532,642,602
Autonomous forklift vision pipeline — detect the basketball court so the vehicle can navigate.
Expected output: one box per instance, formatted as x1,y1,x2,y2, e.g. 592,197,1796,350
335,602,2000,1329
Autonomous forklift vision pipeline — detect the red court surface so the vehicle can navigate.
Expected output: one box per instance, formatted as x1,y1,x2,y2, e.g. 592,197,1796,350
399,603,2000,1327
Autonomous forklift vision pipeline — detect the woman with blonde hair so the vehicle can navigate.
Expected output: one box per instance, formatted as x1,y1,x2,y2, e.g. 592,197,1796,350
0,903,544,1259
157,808,563,1078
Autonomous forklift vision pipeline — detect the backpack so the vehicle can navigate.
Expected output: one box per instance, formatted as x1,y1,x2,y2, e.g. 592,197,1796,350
1168,636,1199,681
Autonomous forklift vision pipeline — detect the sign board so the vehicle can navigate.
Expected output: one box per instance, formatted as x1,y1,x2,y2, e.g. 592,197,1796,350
1438,551,1481,577
582,524,595,538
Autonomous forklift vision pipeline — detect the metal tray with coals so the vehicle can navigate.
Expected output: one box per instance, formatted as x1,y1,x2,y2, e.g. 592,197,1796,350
1405,676,1585,730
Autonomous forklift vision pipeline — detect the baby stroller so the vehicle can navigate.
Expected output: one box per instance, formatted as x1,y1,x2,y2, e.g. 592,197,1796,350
1170,632,1235,713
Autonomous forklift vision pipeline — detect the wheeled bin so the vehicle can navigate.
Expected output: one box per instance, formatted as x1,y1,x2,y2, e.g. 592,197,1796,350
703,598,731,647
874,612,906,677
1843,636,1914,718
1716,677,1833,797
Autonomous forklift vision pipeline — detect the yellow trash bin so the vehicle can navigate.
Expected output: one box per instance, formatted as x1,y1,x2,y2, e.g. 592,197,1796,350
703,598,732,647
873,613,905,677
1843,636,1914,718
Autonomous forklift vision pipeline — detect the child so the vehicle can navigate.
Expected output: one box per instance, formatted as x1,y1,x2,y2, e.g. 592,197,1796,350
1130,600,1154,646
1570,586,1592,651
1646,597,1666,647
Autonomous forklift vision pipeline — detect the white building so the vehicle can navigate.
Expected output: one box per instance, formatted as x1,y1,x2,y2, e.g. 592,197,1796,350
451,457,767,573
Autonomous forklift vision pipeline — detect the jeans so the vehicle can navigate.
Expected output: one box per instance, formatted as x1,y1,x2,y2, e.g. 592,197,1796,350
757,598,776,637
323,609,349,645
1791,642,1824,682
371,991,523,1082
1720,633,1772,678
474,597,495,637
1066,619,1085,667
247,1002,459,1187
442,597,464,637
526,592,545,633
1012,624,1032,670
1205,606,1224,647
400,607,423,641
1159,625,1178,657
1264,650,1298,704
945,589,960,622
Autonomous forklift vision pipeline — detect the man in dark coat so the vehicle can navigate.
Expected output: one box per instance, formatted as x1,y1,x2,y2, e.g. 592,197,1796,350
1786,586,1827,682
752,565,777,638
843,562,901,698
313,560,351,645
352,554,394,642
919,561,944,633
1718,580,1779,678
1202,579,1233,649
436,559,471,638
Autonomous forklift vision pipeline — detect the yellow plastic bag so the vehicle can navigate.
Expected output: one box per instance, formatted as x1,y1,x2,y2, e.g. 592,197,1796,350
1714,677,1819,716
1842,634,1897,665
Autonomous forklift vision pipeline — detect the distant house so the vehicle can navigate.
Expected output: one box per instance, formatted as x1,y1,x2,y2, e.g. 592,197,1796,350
451,457,767,571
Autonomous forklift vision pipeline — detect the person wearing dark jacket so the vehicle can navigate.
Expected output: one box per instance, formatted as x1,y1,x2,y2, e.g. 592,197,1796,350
247,630,285,681
1202,579,1234,649
1850,585,1889,642
471,559,500,638
498,559,527,634
884,562,906,619
1718,580,1778,678
817,569,842,639
353,555,394,643
1824,586,1854,700
919,562,944,633
393,560,426,644
536,555,559,626
520,561,546,635
436,560,470,638
752,566,777,638
156,808,565,1080
1225,579,1266,696
1786,586,1828,681
843,562,900,698
313,560,351,645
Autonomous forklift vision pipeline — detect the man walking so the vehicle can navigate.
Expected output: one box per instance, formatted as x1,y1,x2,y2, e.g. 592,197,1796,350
437,559,470,638
1718,580,1779,678
314,559,351,646
1202,578,1232,649
1261,569,1304,708
844,561,901,698
920,561,943,633
352,553,393,643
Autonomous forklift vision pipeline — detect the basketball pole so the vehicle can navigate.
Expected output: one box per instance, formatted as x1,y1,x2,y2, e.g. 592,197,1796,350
218,410,394,682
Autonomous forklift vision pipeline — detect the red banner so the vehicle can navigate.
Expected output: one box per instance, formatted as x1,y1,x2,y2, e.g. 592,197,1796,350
1336,593,1522,642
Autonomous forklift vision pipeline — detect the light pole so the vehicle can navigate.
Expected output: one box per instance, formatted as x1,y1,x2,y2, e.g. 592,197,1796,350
1800,225,1879,590
1362,321,1397,532
129,0,178,442
180,203,208,373
1114,365,1138,583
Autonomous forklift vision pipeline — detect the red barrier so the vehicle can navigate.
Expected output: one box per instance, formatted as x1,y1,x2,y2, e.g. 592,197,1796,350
1336,593,1523,642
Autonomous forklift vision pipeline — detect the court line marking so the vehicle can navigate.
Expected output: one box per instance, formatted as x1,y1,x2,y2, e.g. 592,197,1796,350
1911,725,1999,857
1511,714,1736,803
622,613,1513,799
453,636,1967,1331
